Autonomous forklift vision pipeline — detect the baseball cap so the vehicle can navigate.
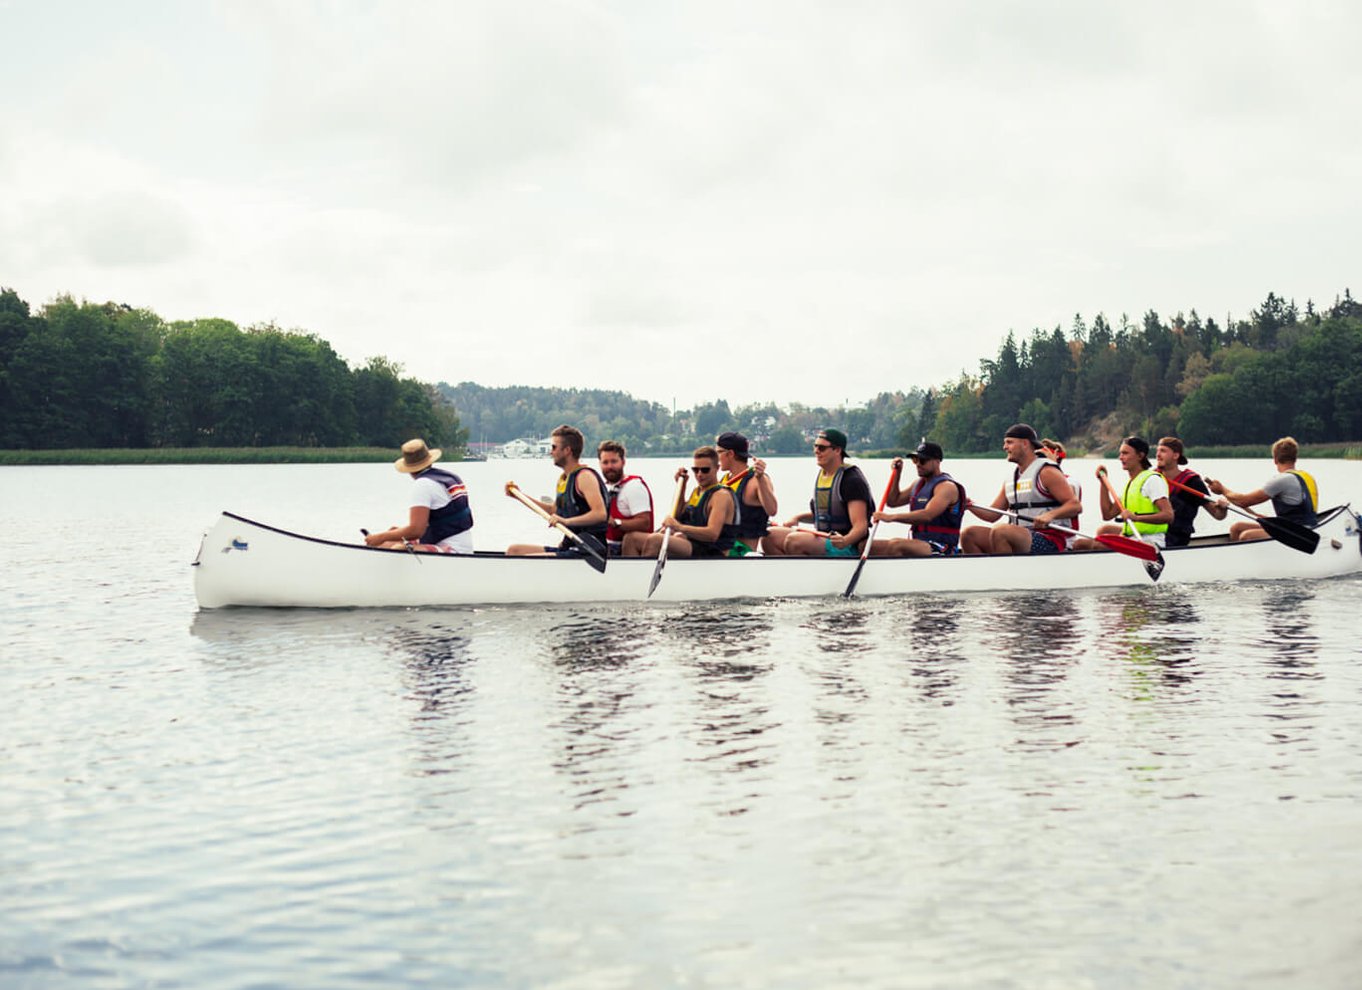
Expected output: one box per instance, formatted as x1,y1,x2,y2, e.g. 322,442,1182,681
816,428,848,452
715,431,749,455
911,441,945,462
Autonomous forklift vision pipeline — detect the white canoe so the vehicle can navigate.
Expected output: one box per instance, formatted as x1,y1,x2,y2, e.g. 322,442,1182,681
193,507,1362,608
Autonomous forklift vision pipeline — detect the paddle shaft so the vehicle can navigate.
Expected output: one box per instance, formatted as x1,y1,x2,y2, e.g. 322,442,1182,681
507,484,604,558
647,476,688,598
985,504,1158,562
1167,475,1318,554
843,464,901,597
1168,475,1259,523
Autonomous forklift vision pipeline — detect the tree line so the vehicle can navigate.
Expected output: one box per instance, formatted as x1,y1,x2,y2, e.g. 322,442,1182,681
0,289,464,450
439,382,925,454
5,284,1357,457
924,290,1362,452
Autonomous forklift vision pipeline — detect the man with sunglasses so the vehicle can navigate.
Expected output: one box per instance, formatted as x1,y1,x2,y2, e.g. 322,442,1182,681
506,424,609,556
763,428,874,557
630,446,738,558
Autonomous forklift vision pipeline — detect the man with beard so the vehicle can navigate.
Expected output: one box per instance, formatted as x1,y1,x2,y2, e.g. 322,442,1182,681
869,440,965,557
597,439,654,557
506,424,609,557
961,423,1082,554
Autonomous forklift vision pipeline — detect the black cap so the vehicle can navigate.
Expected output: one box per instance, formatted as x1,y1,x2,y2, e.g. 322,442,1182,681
715,431,749,455
1004,423,1041,448
817,428,848,452
911,440,945,462
1123,436,1150,457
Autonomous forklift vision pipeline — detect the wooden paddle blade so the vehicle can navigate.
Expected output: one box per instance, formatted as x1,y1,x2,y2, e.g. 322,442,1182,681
1094,533,1159,561
1261,516,1320,554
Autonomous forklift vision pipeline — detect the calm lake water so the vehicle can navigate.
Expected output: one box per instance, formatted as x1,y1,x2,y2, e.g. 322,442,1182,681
3,457,1362,989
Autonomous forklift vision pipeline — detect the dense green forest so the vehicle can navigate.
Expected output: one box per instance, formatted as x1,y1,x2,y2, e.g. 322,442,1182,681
926,290,1362,452
0,289,463,451
439,382,922,454
3,285,1358,457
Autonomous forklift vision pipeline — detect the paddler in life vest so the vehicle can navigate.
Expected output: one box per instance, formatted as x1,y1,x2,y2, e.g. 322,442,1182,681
1206,435,1319,542
960,423,1082,554
506,424,609,557
365,438,475,553
869,440,966,557
1074,435,1174,550
1038,438,1083,549
631,446,738,558
597,439,654,557
762,428,876,557
1156,436,1226,547
715,431,778,556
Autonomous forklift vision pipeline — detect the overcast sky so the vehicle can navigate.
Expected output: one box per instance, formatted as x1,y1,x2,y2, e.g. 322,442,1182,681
3,1,1359,411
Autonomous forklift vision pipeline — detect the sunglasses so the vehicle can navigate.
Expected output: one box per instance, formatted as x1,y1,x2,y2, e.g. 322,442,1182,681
691,465,714,475
812,443,832,452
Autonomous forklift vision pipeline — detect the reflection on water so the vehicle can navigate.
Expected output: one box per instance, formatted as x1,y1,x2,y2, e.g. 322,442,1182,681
894,597,965,706
1096,588,1207,699
982,594,1083,750
666,608,779,816
1256,587,1323,750
545,614,654,816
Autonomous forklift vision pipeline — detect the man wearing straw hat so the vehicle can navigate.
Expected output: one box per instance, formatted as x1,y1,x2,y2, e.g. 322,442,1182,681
364,438,475,553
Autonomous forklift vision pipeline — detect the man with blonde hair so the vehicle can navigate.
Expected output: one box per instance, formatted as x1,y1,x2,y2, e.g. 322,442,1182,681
1208,436,1319,542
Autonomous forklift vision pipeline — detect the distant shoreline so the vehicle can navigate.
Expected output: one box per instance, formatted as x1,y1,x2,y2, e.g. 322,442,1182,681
3,442,1360,466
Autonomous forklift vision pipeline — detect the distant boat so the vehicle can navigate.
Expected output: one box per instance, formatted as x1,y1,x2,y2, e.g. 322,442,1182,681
193,507,1362,609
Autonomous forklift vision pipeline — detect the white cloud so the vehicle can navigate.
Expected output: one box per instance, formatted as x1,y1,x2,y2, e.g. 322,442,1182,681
2,0,1359,409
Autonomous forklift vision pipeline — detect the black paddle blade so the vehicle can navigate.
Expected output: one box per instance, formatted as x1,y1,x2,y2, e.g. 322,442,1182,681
1262,517,1320,554
575,532,608,573
1144,550,1165,582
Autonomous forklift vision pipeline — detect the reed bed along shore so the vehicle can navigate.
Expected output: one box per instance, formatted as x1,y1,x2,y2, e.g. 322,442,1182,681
0,447,401,466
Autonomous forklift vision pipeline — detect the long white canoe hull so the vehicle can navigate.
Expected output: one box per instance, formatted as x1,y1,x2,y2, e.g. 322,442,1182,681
193,508,1362,609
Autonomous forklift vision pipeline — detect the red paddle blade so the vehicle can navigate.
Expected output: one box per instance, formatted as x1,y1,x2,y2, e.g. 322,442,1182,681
1094,533,1159,561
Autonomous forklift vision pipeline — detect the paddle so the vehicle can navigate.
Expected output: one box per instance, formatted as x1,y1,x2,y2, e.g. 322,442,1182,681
843,462,902,598
1168,476,1318,554
986,506,1161,563
647,476,689,598
506,483,608,573
1096,469,1165,581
